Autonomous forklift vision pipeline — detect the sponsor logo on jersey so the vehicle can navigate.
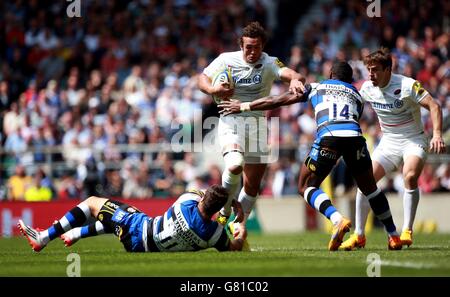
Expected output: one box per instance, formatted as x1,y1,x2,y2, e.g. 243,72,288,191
171,207,205,248
112,209,126,221
372,102,394,109
235,75,262,85
394,99,404,108
412,81,425,96
115,226,122,238
127,207,137,213
106,201,119,209
274,58,285,68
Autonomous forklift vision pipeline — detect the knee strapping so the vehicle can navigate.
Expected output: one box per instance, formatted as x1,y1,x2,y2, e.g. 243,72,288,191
224,151,244,171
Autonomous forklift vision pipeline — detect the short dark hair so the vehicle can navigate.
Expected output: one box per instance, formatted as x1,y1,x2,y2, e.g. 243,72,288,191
239,21,267,48
330,61,353,83
202,185,229,217
364,47,392,70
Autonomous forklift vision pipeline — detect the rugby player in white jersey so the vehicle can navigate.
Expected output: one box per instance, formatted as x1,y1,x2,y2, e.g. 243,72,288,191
341,48,446,250
18,185,248,252
198,22,305,234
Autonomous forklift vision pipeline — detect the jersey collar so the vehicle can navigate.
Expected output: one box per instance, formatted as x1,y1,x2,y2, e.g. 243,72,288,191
379,73,393,90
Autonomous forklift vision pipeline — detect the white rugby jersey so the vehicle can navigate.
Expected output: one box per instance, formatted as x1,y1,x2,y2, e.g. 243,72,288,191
203,51,286,117
360,74,429,137
146,191,229,252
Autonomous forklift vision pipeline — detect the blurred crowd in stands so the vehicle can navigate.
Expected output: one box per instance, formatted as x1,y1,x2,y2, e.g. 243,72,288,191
0,0,449,201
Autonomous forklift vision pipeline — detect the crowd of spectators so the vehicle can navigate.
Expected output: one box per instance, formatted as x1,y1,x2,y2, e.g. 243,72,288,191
0,0,448,201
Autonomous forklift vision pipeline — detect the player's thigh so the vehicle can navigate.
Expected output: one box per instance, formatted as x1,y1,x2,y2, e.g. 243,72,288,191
371,136,403,174
372,160,386,183
85,197,109,217
342,137,377,194
301,138,339,191
244,116,271,164
218,116,245,153
97,200,139,234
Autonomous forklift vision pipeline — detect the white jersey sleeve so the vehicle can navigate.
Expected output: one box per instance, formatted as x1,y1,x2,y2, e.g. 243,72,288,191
265,56,286,80
203,54,226,79
406,78,429,104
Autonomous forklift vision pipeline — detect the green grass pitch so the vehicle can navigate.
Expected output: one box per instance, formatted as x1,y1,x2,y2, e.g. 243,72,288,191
1,231,449,276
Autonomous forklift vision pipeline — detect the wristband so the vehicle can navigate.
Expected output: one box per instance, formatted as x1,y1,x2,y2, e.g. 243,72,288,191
240,102,251,112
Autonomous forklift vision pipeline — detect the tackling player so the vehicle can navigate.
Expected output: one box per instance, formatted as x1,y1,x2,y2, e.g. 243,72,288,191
18,185,248,252
198,21,305,235
219,62,403,250
341,48,446,250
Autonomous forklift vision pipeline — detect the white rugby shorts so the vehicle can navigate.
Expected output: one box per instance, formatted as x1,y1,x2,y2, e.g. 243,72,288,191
372,133,427,172
218,116,272,164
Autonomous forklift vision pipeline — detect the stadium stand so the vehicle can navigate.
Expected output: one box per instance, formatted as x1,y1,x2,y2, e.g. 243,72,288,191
0,0,448,201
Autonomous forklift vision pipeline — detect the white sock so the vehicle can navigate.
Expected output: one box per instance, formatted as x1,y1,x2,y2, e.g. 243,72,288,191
95,221,105,235
403,188,420,231
40,230,50,245
330,212,343,226
70,227,82,241
220,169,241,217
237,189,257,216
355,190,370,236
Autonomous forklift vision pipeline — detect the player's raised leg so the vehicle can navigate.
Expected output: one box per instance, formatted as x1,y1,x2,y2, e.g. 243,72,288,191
218,147,244,224
217,118,246,225
18,196,108,252
298,162,351,251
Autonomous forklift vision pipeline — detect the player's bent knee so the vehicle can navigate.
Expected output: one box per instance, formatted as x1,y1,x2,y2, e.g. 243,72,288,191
404,172,419,188
84,196,97,203
224,151,244,174
228,165,243,175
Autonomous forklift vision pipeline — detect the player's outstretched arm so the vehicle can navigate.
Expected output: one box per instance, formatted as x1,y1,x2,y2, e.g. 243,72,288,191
419,94,446,154
218,84,311,116
280,67,306,95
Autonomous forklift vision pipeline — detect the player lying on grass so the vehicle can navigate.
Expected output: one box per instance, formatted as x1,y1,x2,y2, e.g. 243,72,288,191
219,61,402,251
18,185,248,252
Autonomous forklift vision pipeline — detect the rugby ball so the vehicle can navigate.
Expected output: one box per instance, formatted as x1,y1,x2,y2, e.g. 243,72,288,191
211,68,234,104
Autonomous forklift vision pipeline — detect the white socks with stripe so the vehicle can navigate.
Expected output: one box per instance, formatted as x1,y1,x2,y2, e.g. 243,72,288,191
238,189,257,217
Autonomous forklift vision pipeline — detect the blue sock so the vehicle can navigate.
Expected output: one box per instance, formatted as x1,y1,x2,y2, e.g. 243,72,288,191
366,189,398,235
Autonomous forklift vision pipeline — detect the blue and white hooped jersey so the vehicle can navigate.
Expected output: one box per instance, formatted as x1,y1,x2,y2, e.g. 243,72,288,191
145,191,229,252
308,79,363,139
